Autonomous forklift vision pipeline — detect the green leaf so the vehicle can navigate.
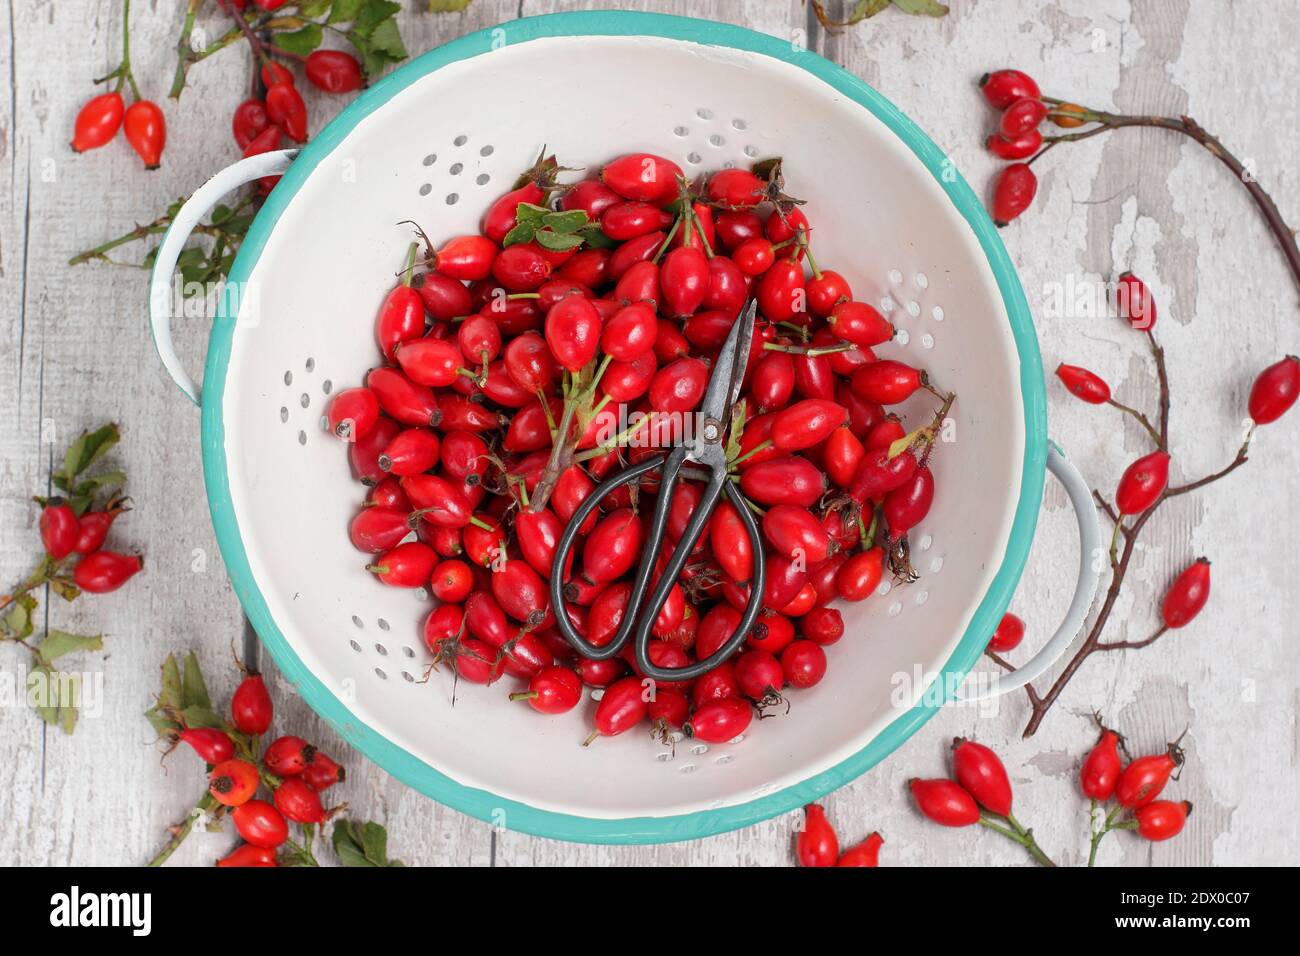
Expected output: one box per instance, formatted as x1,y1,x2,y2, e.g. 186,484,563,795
276,24,323,56
47,577,81,602
514,203,550,223
158,654,183,711
72,470,126,498
182,652,211,710
2,594,37,640
300,0,332,16
332,819,404,866
179,705,224,730
210,204,233,225
533,229,584,252
328,0,363,22
37,630,102,664
353,0,401,36
850,0,892,19
428,0,474,11
61,424,120,482
542,210,588,235
577,224,615,249
366,16,406,61
891,0,948,15
501,221,537,248
27,665,81,734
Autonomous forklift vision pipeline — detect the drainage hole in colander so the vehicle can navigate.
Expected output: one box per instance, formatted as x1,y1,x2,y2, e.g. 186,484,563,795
918,533,933,551
932,305,945,322
696,107,713,120
422,153,437,166
374,643,388,656
915,272,929,289
921,333,935,349
906,300,921,317
673,125,688,137
656,752,673,762
669,731,684,743
374,667,387,680
453,134,467,146
590,688,604,701
449,162,463,176
929,556,944,573
479,145,493,157
322,379,332,394
300,393,310,408
297,430,307,446
895,329,910,346
715,754,734,765
743,145,758,158
446,193,459,205
877,580,891,597
888,601,903,617
686,152,701,165
888,268,904,284
708,134,725,148
401,671,415,683
732,118,747,130
279,406,288,423
402,645,415,658
690,743,708,755
476,174,490,186
721,159,735,169
318,415,329,433
729,734,745,744
377,618,390,631
914,589,930,606
419,184,432,197
880,296,896,313
305,357,315,372
679,764,697,774
351,615,364,628
349,639,362,653
283,370,293,386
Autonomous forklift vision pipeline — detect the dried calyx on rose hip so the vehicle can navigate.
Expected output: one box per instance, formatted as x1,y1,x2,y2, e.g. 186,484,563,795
325,150,955,748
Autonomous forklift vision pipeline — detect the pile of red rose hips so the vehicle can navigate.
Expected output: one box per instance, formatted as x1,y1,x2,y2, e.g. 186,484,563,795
327,151,953,747
169,666,347,867
795,804,884,867
905,731,1193,866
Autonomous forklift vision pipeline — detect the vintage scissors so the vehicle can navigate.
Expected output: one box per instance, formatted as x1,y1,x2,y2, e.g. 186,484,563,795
548,301,766,682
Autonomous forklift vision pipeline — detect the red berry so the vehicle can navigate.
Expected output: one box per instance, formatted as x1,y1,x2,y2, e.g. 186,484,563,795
837,832,883,867
302,752,345,791
601,153,682,205
1115,450,1170,515
951,738,1013,817
178,727,235,765
795,804,839,867
263,735,315,777
1080,727,1123,801
124,100,166,168
1135,800,1191,841
231,673,273,735
209,758,260,807
1116,272,1157,331
274,776,327,824
217,843,278,867
232,99,269,149
232,799,289,848
511,666,582,715
1115,746,1182,809
72,551,142,593
1248,355,1300,424
1161,558,1210,629
71,91,124,152
39,500,80,560
987,612,1025,652
908,778,980,827
266,82,308,143
991,163,1037,226
780,640,826,689
999,98,1048,137
305,49,363,93
986,129,1042,160
1056,364,1111,404
979,69,1041,109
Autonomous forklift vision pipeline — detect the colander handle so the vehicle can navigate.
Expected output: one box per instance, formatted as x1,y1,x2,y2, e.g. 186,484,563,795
957,442,1101,701
148,149,298,405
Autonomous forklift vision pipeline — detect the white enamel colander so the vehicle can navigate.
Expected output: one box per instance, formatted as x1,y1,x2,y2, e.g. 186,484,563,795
148,12,1099,843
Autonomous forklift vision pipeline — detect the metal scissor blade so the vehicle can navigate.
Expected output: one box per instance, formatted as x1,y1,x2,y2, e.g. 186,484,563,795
700,300,758,423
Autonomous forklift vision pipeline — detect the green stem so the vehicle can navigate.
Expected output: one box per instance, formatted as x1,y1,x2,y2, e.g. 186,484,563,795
147,792,216,867
1087,803,1126,867
979,813,1057,867
727,438,771,468
400,241,419,287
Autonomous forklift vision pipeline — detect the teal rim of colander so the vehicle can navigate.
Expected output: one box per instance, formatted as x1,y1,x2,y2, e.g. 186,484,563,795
201,10,1048,844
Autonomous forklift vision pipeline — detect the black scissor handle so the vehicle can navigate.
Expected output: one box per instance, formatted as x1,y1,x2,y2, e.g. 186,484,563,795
548,448,767,683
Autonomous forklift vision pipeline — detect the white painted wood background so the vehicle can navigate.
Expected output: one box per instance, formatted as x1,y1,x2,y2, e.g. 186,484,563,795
1,0,1296,867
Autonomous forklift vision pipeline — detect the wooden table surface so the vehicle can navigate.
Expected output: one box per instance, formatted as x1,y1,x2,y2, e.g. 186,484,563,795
2,0,1297,867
